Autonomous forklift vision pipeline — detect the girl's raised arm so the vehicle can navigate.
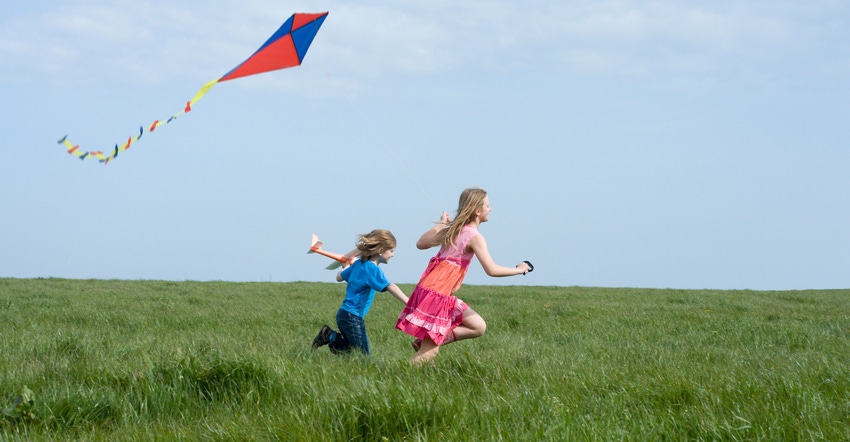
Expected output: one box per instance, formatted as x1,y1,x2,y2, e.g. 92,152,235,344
468,234,530,277
416,211,452,250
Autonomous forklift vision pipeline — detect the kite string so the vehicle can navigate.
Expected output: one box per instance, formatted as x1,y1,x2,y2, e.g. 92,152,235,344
323,71,441,213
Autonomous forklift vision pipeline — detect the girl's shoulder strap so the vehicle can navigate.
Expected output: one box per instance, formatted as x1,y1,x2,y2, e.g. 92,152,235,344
455,224,480,255
460,224,480,238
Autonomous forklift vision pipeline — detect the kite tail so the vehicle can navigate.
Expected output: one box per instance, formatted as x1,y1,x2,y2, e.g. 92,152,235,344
57,77,222,165
57,135,106,162
56,11,329,166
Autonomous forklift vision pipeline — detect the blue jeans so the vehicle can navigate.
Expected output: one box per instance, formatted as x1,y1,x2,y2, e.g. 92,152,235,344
330,309,370,356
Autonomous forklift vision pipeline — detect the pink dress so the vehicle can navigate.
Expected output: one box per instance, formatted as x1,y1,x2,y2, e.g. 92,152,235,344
396,225,479,345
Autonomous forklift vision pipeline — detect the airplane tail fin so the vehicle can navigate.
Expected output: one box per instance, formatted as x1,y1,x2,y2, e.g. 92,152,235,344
308,234,323,254
309,234,359,270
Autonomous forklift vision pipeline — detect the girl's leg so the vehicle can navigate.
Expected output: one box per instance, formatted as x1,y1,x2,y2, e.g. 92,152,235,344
410,336,440,365
448,308,486,342
409,309,485,365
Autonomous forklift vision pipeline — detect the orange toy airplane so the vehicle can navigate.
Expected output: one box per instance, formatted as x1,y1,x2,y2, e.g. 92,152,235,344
308,234,359,270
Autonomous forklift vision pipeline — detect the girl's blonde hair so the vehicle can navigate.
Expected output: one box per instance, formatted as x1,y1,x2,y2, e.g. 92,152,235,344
356,229,397,261
442,187,487,248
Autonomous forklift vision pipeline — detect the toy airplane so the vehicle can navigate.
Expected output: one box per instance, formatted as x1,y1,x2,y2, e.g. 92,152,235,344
308,234,359,270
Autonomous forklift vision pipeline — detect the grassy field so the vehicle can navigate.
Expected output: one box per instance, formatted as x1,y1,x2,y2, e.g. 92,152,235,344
0,278,848,441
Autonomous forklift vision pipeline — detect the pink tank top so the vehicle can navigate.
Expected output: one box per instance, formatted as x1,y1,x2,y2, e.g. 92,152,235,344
435,225,478,266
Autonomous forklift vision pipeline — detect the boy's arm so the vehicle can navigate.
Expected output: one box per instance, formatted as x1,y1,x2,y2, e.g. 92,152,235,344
385,283,409,304
336,261,351,282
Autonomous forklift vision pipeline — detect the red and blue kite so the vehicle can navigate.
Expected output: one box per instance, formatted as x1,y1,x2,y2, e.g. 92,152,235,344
58,11,329,164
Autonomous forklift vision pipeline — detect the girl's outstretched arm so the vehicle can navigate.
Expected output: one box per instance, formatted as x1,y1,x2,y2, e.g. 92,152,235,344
416,211,452,249
385,283,409,304
468,234,530,277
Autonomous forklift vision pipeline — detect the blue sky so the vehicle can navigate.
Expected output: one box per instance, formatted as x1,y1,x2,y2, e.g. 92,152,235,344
2,1,848,290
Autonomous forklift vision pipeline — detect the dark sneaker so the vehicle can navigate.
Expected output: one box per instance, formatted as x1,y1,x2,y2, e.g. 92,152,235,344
312,325,333,350
411,339,422,352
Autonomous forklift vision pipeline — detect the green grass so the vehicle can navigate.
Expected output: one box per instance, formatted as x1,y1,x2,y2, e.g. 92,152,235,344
1,278,848,440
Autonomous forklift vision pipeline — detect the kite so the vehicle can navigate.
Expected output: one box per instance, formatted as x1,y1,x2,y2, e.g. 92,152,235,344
58,11,328,164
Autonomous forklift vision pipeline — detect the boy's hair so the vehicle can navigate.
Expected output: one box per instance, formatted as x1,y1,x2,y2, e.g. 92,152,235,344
356,229,397,261
442,187,487,249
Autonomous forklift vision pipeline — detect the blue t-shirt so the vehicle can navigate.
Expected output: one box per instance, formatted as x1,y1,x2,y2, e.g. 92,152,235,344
339,259,390,318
